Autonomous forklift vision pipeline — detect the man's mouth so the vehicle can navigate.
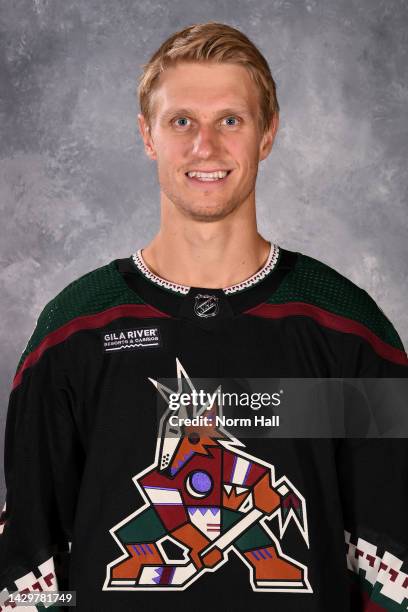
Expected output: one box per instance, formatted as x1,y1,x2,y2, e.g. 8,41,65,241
185,170,232,182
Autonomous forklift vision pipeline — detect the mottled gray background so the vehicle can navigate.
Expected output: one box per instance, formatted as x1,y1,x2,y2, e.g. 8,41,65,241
0,0,407,500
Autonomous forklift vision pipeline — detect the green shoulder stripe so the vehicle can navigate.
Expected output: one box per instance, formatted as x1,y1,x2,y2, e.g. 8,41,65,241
267,253,404,351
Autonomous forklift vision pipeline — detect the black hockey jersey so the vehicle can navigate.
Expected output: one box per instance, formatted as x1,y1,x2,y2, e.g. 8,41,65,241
1,244,407,611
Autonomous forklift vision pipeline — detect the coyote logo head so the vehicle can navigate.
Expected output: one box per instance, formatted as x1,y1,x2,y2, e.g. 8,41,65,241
149,361,230,476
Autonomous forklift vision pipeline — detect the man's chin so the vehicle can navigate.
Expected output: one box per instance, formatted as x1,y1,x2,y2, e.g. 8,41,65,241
163,191,237,222
178,202,237,222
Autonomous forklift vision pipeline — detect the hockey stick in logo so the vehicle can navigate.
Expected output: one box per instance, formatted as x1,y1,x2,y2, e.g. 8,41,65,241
199,507,263,559
199,475,308,564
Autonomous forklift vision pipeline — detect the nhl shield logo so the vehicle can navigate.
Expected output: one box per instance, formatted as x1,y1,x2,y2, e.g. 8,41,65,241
194,294,219,318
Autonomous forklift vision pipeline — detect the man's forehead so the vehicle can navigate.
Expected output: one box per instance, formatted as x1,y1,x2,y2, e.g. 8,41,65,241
151,62,256,117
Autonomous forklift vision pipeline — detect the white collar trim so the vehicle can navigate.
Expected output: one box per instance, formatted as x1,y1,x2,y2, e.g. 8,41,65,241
131,243,280,295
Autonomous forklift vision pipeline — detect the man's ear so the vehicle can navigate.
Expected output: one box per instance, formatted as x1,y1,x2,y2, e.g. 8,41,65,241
137,113,157,161
259,112,279,162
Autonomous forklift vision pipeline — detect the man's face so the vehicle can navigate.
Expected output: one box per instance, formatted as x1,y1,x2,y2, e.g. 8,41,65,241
138,61,279,222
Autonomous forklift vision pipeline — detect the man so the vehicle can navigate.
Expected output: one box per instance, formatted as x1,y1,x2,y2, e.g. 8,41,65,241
1,21,407,612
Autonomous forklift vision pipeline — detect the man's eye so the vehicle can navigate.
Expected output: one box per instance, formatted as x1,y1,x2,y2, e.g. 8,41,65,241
223,116,239,126
174,117,190,127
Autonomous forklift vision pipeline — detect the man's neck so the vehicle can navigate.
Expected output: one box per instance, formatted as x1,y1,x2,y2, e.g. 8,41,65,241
141,228,271,290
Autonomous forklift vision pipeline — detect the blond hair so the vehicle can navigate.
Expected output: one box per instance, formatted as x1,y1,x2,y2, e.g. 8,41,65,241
137,21,279,135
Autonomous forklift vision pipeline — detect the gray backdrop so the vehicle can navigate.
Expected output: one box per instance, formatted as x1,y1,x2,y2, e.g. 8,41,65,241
0,0,407,500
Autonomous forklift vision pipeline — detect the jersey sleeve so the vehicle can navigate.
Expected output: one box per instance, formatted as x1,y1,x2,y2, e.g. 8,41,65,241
0,309,84,610
336,310,408,611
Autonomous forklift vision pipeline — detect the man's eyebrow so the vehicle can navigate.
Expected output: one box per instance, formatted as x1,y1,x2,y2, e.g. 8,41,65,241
160,107,252,121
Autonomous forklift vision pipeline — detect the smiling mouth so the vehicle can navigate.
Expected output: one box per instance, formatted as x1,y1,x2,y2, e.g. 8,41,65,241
185,170,232,184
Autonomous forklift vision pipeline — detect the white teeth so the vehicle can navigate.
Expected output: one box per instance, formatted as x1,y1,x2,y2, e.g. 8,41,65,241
187,170,228,180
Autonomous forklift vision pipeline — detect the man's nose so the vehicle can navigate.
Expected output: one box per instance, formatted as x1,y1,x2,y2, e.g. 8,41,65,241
192,125,221,158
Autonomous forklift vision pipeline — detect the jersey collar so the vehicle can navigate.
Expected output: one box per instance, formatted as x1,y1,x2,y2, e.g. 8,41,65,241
115,244,298,325
130,243,280,296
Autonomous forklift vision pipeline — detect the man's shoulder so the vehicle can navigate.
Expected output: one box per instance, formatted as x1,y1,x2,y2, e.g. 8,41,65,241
37,257,139,325
271,249,405,353
16,257,143,374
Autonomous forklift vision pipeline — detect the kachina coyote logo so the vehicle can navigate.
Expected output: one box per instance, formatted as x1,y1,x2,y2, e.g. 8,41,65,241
104,359,312,593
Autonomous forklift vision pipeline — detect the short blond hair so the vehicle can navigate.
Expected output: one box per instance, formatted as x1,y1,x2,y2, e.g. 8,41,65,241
137,21,280,135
